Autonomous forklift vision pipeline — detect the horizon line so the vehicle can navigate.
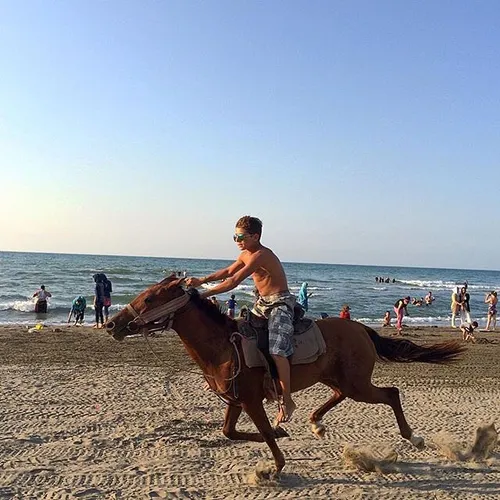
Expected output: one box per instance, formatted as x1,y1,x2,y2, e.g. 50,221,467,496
1,249,499,274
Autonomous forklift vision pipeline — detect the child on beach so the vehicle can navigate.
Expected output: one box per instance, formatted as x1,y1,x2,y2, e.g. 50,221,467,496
339,304,351,319
383,310,391,327
460,321,478,342
226,294,237,318
483,291,497,331
393,296,411,335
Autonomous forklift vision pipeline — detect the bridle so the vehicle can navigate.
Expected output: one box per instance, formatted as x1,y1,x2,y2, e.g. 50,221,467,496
115,291,191,335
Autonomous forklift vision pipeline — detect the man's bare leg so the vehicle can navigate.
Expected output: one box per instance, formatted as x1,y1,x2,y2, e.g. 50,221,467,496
272,355,296,423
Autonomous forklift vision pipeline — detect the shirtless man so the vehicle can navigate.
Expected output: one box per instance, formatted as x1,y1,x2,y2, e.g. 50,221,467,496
185,216,296,424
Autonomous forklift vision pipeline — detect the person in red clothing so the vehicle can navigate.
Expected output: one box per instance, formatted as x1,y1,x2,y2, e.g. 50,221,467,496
339,304,351,319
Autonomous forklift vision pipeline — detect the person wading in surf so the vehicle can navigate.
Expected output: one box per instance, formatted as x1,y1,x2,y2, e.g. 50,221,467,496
186,216,297,424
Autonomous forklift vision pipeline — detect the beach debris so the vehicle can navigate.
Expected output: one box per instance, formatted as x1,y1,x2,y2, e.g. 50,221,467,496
163,380,171,396
342,445,398,473
27,324,44,333
432,423,498,461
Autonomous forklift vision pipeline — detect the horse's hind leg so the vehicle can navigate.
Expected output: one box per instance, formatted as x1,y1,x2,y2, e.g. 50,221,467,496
309,386,345,438
353,385,424,449
222,405,288,443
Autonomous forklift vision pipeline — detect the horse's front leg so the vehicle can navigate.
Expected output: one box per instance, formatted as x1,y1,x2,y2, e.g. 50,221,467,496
222,404,289,442
242,400,285,478
223,405,264,442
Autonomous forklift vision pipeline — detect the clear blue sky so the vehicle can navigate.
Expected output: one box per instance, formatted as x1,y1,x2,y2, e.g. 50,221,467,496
1,1,499,269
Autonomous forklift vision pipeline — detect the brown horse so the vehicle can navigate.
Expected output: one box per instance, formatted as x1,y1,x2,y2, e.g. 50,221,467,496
106,275,465,477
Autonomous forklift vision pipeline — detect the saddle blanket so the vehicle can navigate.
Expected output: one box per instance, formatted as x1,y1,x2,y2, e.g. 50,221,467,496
239,321,326,369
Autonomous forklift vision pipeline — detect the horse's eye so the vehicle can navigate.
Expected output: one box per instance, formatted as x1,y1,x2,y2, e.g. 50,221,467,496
144,296,153,304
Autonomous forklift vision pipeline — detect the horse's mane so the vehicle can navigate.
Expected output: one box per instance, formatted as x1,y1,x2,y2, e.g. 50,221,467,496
187,288,237,331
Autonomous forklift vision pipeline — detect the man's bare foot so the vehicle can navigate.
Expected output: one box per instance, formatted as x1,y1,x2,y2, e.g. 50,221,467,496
276,399,296,424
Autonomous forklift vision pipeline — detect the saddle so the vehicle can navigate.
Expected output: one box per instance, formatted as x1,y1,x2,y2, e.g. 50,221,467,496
236,306,326,378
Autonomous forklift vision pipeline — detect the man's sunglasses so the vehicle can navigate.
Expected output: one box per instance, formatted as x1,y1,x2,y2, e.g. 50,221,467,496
233,233,249,242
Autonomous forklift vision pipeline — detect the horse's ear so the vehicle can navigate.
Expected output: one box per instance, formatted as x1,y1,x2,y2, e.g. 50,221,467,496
159,273,177,286
168,278,186,288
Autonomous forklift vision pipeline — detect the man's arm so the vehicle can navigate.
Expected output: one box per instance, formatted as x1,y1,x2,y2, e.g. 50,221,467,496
186,260,244,288
199,253,263,298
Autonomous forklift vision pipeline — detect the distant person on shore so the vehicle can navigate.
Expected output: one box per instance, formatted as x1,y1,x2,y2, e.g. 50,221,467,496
226,294,237,318
297,282,312,312
484,291,497,331
102,274,113,324
382,310,391,327
33,285,52,314
393,296,410,335
93,274,106,329
375,277,379,283
339,304,351,320
210,296,219,308
460,321,478,343
450,287,461,328
320,312,329,319
425,291,435,305
68,296,86,325
460,286,472,324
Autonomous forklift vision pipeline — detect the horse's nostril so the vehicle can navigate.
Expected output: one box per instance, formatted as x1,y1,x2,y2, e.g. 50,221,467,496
127,321,139,333
106,321,116,331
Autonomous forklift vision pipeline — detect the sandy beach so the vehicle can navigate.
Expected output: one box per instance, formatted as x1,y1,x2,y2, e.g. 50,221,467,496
1,324,499,499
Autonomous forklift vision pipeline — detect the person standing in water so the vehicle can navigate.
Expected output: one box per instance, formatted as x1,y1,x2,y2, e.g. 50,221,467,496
297,282,312,312
33,285,52,314
186,216,297,424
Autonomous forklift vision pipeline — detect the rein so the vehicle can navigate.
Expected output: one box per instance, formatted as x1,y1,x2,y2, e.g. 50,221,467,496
124,290,243,403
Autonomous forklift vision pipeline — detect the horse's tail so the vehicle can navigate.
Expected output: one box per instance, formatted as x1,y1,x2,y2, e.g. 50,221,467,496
363,326,466,364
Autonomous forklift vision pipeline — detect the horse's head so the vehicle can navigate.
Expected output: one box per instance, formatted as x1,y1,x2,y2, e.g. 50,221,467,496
106,274,188,341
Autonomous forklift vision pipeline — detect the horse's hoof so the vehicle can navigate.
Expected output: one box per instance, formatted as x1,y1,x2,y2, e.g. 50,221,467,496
410,433,425,450
311,422,326,438
273,425,290,438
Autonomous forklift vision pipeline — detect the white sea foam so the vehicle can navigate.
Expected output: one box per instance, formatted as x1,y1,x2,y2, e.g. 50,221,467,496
0,299,37,312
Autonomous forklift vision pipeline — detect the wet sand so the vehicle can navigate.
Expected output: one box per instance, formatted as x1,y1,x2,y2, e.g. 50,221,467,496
1,325,499,499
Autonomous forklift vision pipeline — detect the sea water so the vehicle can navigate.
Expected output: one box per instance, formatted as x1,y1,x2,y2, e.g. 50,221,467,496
1,251,499,327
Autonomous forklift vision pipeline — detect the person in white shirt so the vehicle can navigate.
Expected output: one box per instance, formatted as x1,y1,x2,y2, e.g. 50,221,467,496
33,285,52,314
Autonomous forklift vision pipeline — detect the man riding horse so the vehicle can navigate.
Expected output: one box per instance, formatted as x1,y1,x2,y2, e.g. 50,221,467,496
186,215,297,424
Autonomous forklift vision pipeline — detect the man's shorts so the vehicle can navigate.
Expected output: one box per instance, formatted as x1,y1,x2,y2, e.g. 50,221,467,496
252,292,296,358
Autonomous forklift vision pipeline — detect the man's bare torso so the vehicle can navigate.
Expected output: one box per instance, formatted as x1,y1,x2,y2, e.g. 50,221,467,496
239,246,288,297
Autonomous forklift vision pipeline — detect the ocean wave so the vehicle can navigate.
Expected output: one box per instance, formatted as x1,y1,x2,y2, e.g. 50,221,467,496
0,299,37,312
0,300,127,314
397,279,500,291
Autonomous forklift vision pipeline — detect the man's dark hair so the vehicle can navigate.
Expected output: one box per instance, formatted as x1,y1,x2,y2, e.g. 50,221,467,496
41,285,45,290
235,216,262,236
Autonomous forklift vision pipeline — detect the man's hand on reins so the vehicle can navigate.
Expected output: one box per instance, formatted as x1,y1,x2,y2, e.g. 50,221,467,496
186,277,203,288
